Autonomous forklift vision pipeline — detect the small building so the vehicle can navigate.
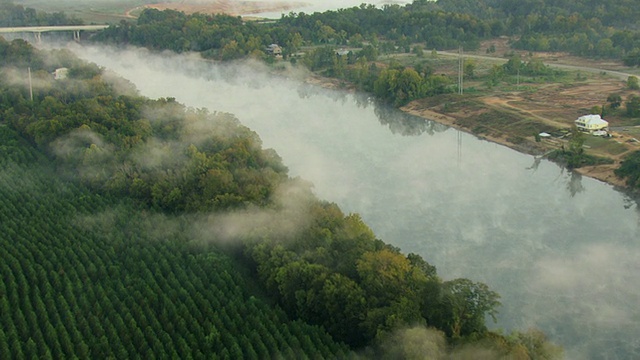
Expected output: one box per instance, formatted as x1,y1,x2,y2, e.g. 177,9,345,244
575,114,608,133
266,44,282,57
53,67,69,80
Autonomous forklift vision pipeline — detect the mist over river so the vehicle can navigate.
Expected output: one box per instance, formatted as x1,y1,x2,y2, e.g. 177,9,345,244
70,45,640,359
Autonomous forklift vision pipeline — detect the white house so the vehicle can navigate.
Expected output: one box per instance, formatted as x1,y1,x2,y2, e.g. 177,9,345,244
575,114,608,133
53,67,68,80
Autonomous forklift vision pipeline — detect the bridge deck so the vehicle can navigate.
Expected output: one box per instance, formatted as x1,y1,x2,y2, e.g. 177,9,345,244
0,25,109,33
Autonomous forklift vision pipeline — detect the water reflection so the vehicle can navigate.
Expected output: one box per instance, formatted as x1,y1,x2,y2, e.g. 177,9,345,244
374,104,448,136
566,171,585,197
526,155,542,171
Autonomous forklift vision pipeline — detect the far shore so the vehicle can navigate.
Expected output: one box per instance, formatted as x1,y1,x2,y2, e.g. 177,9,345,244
303,73,633,190
400,102,630,189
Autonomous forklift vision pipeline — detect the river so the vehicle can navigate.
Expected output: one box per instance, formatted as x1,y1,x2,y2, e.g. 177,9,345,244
71,45,640,359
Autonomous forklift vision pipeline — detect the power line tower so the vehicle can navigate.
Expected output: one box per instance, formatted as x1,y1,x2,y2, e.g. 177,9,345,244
456,46,464,166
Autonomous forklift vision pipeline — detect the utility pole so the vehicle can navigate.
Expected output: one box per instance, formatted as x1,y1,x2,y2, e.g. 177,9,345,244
28,67,33,101
458,46,463,95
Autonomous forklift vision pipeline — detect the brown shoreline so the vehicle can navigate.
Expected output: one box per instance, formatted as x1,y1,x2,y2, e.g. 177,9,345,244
303,72,633,190
399,103,630,189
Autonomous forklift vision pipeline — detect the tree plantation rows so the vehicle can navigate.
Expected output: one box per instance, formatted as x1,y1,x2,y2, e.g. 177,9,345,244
0,125,352,359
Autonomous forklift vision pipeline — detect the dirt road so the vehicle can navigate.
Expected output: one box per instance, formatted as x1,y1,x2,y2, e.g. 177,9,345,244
437,51,638,81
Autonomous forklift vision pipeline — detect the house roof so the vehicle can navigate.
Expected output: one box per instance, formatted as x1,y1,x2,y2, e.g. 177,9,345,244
576,114,608,126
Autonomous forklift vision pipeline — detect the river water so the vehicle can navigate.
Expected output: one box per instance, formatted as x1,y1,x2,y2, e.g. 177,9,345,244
71,46,640,359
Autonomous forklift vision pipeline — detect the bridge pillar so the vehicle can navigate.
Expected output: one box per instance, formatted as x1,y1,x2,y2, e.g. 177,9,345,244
34,32,41,44
73,31,81,42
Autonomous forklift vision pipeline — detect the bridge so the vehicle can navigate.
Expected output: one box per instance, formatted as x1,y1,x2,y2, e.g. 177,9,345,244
0,25,109,43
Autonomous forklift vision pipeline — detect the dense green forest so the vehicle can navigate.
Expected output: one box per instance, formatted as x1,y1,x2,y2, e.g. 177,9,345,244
93,0,640,66
0,31,563,357
417,0,640,64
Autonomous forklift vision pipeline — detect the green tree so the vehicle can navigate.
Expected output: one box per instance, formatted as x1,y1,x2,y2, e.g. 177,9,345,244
615,151,640,188
566,125,586,169
626,94,640,117
607,93,622,109
221,40,243,61
503,54,523,75
356,248,416,306
0,328,11,360
464,60,476,78
412,45,424,57
627,76,640,90
441,278,501,338
318,273,368,346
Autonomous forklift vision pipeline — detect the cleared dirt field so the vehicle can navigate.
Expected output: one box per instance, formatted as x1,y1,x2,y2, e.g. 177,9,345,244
399,37,640,187
141,0,306,16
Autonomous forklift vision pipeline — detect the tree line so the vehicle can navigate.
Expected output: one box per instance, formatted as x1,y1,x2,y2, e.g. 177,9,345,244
93,0,640,67
0,1,82,27
420,0,640,64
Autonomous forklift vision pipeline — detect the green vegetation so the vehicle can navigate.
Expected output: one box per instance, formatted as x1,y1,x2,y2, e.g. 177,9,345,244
0,34,562,358
584,136,629,156
0,1,82,26
420,0,640,63
1,36,287,213
0,125,350,358
546,127,614,169
615,151,640,188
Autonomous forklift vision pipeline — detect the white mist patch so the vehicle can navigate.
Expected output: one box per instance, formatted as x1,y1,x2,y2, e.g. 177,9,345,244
376,326,447,359
191,178,316,243
69,44,364,203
